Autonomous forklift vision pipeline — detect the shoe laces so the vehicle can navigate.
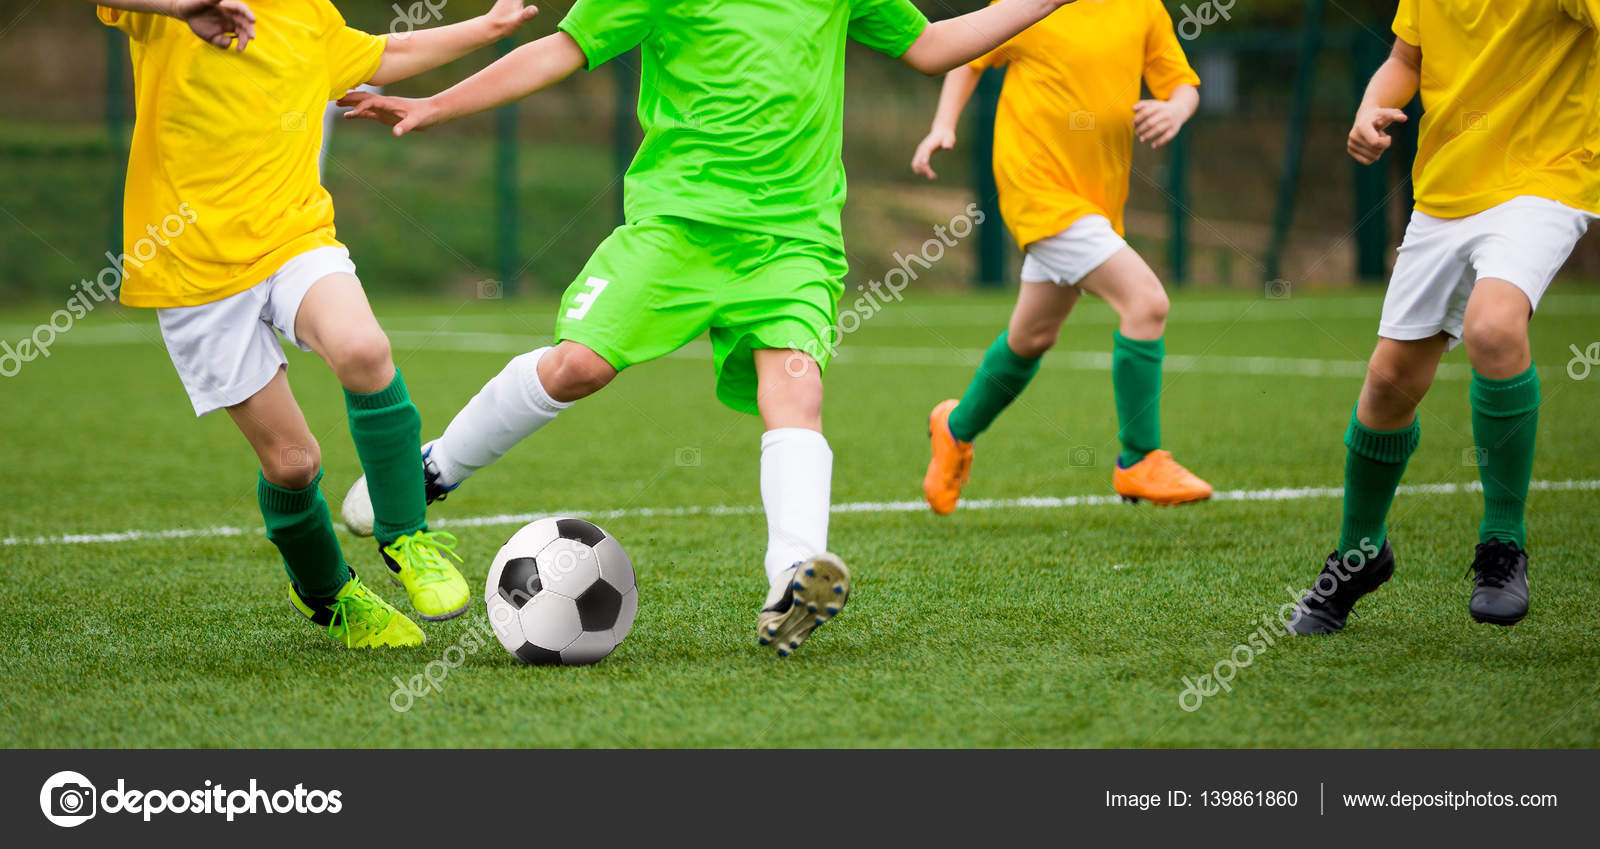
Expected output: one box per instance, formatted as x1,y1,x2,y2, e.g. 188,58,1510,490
328,582,391,647
1468,542,1520,589
389,531,463,587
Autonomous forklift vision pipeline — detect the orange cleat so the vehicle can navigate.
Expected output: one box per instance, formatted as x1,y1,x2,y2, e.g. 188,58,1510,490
1113,449,1212,505
923,399,974,515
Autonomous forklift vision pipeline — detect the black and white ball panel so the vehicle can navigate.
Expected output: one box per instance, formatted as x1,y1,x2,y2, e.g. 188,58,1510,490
483,516,639,666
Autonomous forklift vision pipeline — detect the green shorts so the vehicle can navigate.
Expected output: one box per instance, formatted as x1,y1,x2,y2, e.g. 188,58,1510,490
554,216,847,415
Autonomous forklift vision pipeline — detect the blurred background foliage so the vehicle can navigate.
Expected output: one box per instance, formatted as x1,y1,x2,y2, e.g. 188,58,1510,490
0,0,1593,303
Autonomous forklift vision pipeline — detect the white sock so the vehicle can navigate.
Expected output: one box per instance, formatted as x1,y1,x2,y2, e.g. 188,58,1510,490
431,347,571,486
760,428,833,586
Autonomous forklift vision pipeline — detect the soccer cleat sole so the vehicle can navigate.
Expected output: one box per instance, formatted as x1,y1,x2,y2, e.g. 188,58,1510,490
763,554,851,657
1117,492,1212,506
388,573,470,621
1470,610,1527,627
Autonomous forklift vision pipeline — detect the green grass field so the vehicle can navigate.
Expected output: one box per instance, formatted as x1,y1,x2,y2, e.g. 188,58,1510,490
3,287,1598,748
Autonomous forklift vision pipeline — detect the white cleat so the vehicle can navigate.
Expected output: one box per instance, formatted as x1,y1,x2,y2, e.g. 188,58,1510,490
756,553,851,657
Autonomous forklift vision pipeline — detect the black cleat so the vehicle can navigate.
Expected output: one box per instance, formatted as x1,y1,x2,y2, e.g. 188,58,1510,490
1468,540,1529,626
1286,541,1397,635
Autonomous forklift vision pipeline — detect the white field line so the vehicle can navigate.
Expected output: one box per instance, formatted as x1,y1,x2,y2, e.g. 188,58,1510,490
6,479,1597,548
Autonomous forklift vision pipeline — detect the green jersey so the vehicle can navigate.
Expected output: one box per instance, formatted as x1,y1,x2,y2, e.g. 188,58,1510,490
557,0,929,252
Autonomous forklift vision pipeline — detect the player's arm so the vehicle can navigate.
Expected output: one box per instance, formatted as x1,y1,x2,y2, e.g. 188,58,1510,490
94,0,255,50
342,32,586,136
900,0,1076,76
367,0,540,86
1132,83,1197,149
910,65,981,180
1348,38,1420,165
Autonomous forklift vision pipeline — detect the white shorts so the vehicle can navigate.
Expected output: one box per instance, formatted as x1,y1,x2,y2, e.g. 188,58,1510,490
1381,196,1594,349
157,246,356,416
1019,214,1128,286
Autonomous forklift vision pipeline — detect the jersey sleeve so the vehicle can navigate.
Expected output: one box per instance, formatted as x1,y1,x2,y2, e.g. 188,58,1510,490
1392,0,1420,45
848,0,930,59
558,0,653,71
97,5,160,41
323,5,388,99
1143,0,1200,99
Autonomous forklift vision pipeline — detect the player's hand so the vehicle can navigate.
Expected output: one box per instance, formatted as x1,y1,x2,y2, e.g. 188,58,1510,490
1132,98,1185,148
911,128,956,180
1348,106,1407,164
339,91,441,137
171,0,255,51
482,0,539,38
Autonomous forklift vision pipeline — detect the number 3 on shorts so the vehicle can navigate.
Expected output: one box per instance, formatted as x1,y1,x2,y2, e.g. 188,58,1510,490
565,276,610,321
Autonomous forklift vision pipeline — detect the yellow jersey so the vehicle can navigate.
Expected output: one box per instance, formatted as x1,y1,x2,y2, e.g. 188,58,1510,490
971,0,1199,249
99,2,386,308
1394,0,1600,218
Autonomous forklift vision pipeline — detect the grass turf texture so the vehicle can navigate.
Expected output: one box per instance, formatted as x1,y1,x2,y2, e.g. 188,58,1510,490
2,288,1598,748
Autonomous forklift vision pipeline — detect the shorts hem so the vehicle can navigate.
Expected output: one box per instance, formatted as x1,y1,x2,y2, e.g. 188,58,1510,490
187,359,285,417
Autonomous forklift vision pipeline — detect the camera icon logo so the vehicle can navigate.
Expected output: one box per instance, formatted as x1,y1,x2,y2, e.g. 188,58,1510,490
39,770,96,827
1069,445,1097,467
1069,110,1096,131
675,447,702,468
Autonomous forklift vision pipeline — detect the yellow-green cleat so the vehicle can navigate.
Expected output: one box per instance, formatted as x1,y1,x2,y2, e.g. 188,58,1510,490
290,575,425,648
380,530,471,621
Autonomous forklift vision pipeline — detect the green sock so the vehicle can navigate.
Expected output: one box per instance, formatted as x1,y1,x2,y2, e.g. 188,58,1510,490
346,371,427,545
947,331,1041,443
1112,331,1163,467
1338,408,1420,557
1470,365,1540,548
258,470,349,601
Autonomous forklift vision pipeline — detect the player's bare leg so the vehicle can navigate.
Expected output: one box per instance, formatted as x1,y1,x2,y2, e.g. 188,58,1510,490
753,348,848,656
1077,248,1210,504
1460,280,1537,625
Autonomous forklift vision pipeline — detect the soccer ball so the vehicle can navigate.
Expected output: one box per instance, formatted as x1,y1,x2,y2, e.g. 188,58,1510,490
485,517,637,666
340,476,375,537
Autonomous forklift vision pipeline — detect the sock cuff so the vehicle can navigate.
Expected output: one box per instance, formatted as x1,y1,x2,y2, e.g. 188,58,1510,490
345,370,411,410
1113,331,1165,361
761,427,830,454
1470,365,1541,418
994,331,1043,370
1344,409,1420,464
258,469,325,513
518,348,574,414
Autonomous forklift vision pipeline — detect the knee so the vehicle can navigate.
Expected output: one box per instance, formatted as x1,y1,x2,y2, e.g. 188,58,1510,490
1361,354,1425,416
1007,323,1059,359
327,330,394,387
760,371,823,429
539,344,616,402
1116,275,1170,335
1463,311,1529,371
263,437,322,490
